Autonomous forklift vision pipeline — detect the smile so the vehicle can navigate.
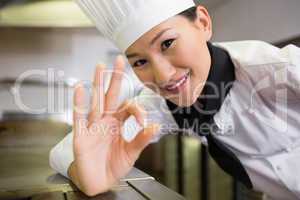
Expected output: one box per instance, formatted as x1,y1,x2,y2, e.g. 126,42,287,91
164,71,190,92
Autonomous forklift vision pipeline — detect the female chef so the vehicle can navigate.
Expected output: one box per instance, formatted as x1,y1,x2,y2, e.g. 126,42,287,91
49,0,300,199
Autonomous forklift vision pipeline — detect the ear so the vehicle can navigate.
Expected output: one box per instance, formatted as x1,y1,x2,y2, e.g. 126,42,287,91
193,5,213,41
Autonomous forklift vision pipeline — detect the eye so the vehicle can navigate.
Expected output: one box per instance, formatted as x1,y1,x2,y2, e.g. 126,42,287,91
161,39,175,51
133,59,147,68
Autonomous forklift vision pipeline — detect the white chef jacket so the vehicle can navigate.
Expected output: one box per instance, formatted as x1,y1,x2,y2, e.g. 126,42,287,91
49,40,300,200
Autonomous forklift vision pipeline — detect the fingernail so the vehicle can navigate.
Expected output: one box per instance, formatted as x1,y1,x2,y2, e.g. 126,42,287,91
115,55,126,65
96,63,106,70
142,118,148,128
147,123,161,133
116,54,123,60
154,123,161,133
74,81,84,90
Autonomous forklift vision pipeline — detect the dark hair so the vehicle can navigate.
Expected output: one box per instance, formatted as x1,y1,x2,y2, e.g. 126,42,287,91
179,6,197,21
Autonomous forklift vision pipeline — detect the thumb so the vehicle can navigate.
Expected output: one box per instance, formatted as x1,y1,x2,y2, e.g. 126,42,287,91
125,123,161,160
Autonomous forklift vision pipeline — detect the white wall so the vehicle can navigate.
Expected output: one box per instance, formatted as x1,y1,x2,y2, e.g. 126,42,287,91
209,0,300,43
0,28,119,81
0,28,141,116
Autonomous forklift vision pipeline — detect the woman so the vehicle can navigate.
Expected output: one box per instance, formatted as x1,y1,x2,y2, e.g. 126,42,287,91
49,0,300,199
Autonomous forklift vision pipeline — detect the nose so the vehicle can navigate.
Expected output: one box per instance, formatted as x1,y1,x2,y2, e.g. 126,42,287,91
151,58,176,86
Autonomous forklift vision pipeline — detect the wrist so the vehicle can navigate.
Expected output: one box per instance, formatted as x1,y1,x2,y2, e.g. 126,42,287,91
68,161,83,190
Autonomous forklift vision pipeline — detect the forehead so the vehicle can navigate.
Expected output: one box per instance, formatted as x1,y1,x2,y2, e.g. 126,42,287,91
125,15,188,53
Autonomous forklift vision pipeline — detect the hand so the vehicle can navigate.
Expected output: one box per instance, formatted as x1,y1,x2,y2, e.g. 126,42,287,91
72,56,160,196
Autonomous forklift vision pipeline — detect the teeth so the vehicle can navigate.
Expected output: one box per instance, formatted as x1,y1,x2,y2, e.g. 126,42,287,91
167,75,188,90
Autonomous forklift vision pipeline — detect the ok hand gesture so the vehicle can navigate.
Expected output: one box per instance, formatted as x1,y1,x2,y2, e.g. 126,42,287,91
71,56,160,196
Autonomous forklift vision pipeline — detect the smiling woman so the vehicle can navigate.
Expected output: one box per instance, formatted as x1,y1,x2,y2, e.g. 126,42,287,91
125,6,212,107
49,0,300,199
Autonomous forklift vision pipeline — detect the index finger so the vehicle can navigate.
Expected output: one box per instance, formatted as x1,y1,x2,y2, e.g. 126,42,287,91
105,55,126,113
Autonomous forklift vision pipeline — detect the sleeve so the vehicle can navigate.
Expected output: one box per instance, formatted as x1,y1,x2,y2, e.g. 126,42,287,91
49,68,179,178
49,131,74,178
124,87,179,143
248,44,300,103
279,44,300,98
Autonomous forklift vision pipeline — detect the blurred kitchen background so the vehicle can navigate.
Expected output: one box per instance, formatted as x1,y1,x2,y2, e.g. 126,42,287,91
0,0,299,200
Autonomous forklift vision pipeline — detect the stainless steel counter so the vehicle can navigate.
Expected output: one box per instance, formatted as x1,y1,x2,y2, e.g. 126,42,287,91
0,116,185,200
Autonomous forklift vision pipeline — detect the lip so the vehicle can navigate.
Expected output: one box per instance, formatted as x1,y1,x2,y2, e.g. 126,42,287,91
163,71,190,93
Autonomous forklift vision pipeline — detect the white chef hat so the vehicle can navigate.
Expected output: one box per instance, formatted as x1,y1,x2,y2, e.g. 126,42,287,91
76,0,195,52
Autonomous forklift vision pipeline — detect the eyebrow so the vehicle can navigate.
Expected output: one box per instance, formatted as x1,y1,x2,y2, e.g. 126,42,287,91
150,28,172,46
126,28,172,59
127,53,139,59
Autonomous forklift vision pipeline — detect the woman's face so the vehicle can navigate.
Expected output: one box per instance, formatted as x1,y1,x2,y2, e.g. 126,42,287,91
126,6,212,107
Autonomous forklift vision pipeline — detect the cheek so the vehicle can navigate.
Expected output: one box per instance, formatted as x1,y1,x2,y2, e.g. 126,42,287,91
173,40,203,68
173,40,211,96
176,40,210,73
133,69,147,82
133,69,156,89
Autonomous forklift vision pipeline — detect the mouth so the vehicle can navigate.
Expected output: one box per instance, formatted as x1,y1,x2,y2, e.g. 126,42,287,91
163,71,190,93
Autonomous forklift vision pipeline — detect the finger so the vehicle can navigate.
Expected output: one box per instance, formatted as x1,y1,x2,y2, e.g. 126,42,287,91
105,55,126,113
125,123,161,161
88,64,106,122
73,83,88,137
114,100,146,126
